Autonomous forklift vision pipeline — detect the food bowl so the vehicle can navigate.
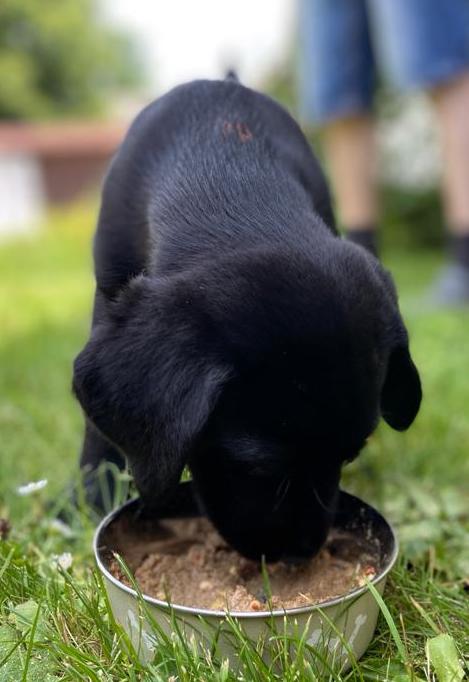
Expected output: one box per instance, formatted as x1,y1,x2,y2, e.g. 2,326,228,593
94,483,398,671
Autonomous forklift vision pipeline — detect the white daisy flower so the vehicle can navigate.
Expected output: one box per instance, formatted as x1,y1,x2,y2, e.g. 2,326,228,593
48,519,74,538
52,552,73,570
16,479,48,496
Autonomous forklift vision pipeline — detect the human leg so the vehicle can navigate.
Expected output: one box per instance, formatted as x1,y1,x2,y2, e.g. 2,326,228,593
322,114,379,255
297,0,380,256
370,0,469,301
430,73,469,239
427,73,469,303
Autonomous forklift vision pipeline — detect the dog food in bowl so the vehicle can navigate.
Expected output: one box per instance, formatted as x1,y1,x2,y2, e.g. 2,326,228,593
95,487,398,669
106,514,379,612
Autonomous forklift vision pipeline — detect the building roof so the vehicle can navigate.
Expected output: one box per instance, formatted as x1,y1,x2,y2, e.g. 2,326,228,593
0,121,125,157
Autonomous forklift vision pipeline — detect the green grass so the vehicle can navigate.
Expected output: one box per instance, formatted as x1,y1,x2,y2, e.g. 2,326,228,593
1,204,468,680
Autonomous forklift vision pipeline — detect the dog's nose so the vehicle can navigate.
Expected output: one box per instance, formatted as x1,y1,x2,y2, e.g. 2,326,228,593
282,554,310,566
280,533,326,563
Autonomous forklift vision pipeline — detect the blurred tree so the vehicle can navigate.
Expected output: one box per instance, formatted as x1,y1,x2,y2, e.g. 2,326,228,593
0,0,142,120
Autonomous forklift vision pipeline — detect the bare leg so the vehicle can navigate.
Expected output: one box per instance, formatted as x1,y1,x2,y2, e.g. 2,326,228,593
322,114,379,255
427,72,469,304
430,72,469,234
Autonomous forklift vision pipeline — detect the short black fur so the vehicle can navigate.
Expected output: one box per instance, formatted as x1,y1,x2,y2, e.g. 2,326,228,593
73,78,421,561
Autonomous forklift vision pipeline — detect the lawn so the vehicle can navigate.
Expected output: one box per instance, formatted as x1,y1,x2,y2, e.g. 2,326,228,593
0,204,468,680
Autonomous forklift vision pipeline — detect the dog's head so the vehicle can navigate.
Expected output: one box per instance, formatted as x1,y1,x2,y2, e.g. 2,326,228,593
73,242,421,560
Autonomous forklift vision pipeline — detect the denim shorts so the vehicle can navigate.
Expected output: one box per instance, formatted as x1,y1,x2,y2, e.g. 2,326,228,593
298,0,469,123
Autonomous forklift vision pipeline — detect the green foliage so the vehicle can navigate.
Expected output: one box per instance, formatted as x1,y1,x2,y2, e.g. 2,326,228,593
0,0,142,120
381,186,444,251
427,634,465,682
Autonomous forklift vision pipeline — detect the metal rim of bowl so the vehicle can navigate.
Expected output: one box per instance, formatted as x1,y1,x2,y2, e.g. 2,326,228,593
93,494,399,619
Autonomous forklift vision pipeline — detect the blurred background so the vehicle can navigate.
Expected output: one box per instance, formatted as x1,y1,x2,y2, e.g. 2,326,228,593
0,0,442,244
1,0,467,579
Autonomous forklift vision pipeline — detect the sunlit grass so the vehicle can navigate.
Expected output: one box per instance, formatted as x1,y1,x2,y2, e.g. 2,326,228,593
1,203,468,679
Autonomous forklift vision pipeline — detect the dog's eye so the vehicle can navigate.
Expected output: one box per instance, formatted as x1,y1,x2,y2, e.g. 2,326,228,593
249,463,283,477
222,435,286,477
292,379,309,396
227,456,285,478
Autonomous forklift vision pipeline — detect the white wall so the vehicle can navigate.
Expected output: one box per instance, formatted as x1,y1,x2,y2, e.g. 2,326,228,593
0,154,44,238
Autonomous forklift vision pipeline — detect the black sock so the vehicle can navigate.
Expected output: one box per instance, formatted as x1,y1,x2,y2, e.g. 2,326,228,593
448,233,469,270
344,227,379,258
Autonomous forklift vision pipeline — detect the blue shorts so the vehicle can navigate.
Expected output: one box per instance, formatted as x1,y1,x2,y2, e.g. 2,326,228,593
298,0,469,123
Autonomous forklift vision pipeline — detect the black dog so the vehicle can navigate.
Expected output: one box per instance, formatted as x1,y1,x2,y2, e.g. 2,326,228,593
73,77,421,561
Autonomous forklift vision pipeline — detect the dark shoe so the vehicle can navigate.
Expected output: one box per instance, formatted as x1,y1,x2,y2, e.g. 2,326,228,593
427,264,469,306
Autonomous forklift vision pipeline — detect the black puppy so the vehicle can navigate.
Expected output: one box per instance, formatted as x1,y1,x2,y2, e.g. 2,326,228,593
73,77,421,561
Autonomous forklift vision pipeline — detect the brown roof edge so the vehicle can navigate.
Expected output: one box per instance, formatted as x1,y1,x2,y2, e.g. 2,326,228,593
0,121,126,156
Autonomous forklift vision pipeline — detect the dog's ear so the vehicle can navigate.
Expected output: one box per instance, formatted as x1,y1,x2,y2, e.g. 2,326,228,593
366,259,422,431
73,276,230,509
381,344,422,431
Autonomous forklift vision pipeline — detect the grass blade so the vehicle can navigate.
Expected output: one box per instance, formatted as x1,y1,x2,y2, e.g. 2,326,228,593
427,633,464,682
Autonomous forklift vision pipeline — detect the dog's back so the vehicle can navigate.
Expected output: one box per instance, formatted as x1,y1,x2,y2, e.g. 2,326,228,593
94,79,335,297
